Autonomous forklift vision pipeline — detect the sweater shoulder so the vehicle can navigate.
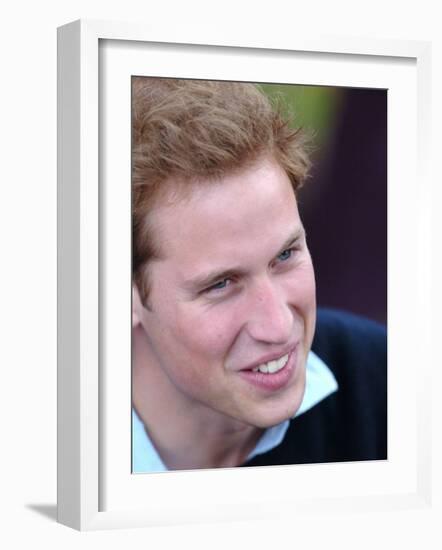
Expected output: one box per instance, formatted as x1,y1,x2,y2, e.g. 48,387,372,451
312,307,387,382
311,308,387,436
314,307,386,346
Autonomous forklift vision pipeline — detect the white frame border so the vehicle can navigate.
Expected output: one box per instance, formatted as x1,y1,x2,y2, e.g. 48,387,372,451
57,19,433,531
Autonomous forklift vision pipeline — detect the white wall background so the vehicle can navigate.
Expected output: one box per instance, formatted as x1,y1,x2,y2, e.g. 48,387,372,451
0,1,440,547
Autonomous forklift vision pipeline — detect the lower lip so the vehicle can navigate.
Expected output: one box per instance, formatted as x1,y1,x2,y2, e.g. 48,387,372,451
238,348,297,392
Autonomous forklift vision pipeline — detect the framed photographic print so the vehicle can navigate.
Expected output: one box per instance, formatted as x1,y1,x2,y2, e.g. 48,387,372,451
57,19,432,530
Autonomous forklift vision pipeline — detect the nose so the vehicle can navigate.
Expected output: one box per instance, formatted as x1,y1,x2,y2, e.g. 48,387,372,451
245,277,293,345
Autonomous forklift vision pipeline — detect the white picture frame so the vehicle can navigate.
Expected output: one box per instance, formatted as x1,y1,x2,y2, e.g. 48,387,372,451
57,19,433,531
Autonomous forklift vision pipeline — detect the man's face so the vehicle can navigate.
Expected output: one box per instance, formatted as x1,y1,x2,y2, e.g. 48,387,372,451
133,156,316,429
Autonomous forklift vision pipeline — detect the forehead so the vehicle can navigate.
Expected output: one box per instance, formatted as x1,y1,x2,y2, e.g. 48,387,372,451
148,157,301,272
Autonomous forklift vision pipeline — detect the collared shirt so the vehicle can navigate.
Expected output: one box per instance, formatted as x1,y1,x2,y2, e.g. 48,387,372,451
132,350,338,473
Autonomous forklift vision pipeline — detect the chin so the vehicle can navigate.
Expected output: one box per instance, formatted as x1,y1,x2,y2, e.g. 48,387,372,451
258,387,306,428
248,401,303,429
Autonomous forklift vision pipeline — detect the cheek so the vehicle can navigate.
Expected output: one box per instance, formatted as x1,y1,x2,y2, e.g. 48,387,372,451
164,310,240,394
285,261,316,307
302,266,317,307
174,305,241,361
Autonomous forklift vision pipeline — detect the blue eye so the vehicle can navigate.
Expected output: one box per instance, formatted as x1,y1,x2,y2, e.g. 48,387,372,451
206,279,231,293
277,248,293,262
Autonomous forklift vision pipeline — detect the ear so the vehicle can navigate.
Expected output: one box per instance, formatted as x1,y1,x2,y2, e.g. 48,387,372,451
132,284,144,328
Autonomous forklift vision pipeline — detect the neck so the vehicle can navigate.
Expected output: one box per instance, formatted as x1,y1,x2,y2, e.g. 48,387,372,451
132,327,263,470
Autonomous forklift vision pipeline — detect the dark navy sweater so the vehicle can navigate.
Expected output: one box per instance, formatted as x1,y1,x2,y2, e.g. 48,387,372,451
242,308,387,467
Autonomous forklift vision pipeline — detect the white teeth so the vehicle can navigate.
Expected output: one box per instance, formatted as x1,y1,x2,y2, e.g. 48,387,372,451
252,354,289,374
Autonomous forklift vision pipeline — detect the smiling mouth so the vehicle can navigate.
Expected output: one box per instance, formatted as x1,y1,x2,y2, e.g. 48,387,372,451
250,353,289,374
238,348,297,392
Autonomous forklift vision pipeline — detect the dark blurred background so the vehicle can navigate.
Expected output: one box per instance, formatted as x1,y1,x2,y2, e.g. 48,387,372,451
261,84,387,326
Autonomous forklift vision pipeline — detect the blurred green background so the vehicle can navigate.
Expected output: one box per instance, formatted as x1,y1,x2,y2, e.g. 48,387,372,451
259,83,343,151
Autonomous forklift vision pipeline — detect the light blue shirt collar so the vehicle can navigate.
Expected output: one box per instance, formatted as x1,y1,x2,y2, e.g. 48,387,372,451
132,351,338,473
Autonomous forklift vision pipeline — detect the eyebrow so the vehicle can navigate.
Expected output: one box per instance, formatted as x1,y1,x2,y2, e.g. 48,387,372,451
182,227,306,293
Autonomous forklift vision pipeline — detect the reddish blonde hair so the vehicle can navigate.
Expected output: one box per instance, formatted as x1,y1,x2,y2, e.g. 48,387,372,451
132,77,311,303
